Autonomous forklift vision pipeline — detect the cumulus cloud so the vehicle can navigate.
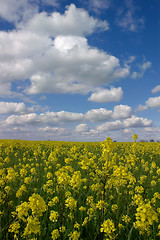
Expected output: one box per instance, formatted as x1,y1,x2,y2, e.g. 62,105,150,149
75,124,89,132
152,85,160,94
0,0,59,24
88,87,123,103
123,115,152,128
96,115,152,132
0,101,34,114
123,129,133,134
23,4,109,37
5,111,84,126
38,126,66,134
145,96,160,108
0,0,38,23
136,95,160,111
2,104,135,129
85,108,112,122
0,4,129,97
26,36,129,94
97,120,123,131
0,108,153,141
112,105,132,119
144,127,160,133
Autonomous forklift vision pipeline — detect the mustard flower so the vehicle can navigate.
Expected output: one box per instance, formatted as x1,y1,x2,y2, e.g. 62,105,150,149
69,230,80,240
16,201,30,221
29,193,47,217
51,229,60,240
8,221,20,238
65,197,77,210
49,211,59,222
100,219,116,240
23,216,40,237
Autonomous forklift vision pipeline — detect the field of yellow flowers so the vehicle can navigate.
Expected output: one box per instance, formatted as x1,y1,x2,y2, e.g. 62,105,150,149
0,135,160,240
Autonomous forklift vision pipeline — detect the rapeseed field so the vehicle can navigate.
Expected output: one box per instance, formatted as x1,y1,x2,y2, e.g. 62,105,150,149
0,136,160,239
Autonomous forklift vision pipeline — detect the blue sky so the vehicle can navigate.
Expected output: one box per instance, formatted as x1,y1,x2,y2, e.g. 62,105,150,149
0,0,159,141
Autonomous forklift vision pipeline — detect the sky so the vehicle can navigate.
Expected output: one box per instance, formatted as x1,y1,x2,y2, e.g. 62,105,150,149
0,0,159,142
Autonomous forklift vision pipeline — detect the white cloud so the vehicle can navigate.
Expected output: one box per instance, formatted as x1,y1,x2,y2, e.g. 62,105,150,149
88,0,110,13
97,120,123,131
85,108,112,122
4,111,84,126
0,0,38,23
75,124,89,132
144,127,160,133
25,36,129,94
0,4,129,97
0,108,154,141
96,115,152,132
152,85,160,94
116,0,145,32
123,115,152,128
131,60,152,79
88,87,123,103
136,104,148,112
124,56,136,64
1,103,135,129
117,10,144,32
38,126,66,134
112,105,132,119
123,129,133,134
5,113,38,126
42,0,59,7
0,0,59,24
136,95,160,111
0,101,33,114
23,4,109,37
145,96,160,108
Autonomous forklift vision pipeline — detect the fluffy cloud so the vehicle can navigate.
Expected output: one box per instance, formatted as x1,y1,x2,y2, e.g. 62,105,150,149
136,95,160,111
85,108,112,122
144,127,160,133
27,36,129,94
2,104,135,128
152,85,160,94
123,115,152,128
0,101,33,114
0,0,59,23
112,105,132,119
24,4,109,37
0,4,129,97
5,111,84,126
145,96,160,108
96,115,152,132
97,120,123,131
75,124,89,132
88,87,123,103
1,108,153,141
38,126,67,134
0,0,38,23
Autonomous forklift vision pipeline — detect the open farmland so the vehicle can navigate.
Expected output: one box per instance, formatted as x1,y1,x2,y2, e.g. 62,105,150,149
0,137,160,240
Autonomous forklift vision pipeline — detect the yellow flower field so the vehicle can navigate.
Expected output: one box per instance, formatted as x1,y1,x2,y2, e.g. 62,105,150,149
0,136,160,239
